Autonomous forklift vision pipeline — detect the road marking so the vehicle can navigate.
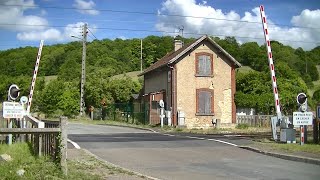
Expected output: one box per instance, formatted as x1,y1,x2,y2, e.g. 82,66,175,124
207,138,238,147
67,139,81,149
163,133,175,137
224,134,242,137
185,136,205,140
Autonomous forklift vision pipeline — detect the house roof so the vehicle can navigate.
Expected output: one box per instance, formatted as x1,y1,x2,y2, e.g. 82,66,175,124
139,35,241,76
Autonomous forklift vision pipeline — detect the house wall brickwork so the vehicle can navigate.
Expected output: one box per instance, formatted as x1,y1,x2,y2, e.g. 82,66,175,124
176,41,233,129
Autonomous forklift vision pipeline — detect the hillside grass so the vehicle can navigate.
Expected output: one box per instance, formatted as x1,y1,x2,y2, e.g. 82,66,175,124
111,71,142,81
236,66,256,73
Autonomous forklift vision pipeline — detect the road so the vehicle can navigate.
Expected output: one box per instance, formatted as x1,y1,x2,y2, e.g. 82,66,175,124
68,123,320,180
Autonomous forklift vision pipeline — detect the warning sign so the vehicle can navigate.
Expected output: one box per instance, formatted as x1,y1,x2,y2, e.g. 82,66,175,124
2,101,24,118
293,112,313,126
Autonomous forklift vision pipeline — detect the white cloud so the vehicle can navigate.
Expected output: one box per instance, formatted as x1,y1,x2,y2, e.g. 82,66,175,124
17,28,62,41
156,0,320,50
73,0,99,15
0,0,48,32
16,22,97,42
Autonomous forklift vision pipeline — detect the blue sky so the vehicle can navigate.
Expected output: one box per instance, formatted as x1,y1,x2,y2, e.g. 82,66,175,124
0,0,319,50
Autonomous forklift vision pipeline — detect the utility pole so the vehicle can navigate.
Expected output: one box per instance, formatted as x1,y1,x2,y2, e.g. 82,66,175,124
140,39,143,72
80,23,87,116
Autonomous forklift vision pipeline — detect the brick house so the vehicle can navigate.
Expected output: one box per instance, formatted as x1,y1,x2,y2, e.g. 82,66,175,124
139,35,241,128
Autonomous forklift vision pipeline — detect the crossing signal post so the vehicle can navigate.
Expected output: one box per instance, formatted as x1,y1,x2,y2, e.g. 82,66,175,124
294,93,312,145
5,84,21,145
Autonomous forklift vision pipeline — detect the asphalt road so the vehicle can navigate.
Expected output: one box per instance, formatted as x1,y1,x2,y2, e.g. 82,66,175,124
68,123,320,180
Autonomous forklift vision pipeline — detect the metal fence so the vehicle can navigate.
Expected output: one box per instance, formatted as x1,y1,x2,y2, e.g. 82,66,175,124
236,115,273,127
92,103,149,125
91,104,278,127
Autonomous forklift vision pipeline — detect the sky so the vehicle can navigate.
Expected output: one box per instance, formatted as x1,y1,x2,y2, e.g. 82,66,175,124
0,0,319,50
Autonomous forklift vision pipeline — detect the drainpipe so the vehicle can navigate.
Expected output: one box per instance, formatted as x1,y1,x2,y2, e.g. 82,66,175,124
168,64,177,126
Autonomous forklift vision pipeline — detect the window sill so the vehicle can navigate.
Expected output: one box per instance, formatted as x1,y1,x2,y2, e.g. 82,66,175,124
195,74,214,77
195,113,214,116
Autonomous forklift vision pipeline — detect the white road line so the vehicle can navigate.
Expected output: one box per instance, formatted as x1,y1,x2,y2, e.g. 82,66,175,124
185,136,205,140
224,134,242,137
67,139,81,149
176,135,238,146
207,138,238,147
163,134,175,137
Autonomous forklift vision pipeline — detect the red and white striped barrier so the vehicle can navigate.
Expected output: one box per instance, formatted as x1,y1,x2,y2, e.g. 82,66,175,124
259,5,282,119
300,126,304,145
27,40,44,113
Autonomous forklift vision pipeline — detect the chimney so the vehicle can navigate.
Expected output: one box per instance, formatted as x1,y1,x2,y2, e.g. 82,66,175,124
174,37,183,51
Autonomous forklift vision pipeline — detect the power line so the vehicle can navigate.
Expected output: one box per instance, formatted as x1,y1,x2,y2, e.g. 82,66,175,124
87,27,98,39
1,4,319,30
0,26,318,44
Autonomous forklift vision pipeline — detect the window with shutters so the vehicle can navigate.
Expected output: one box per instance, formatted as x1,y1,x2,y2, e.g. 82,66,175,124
196,89,214,115
195,52,213,76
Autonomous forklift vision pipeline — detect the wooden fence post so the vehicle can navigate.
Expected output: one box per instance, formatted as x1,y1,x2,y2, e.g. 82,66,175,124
38,121,44,156
60,116,68,175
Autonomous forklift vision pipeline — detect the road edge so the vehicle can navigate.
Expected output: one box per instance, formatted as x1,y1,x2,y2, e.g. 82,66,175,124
240,146,320,166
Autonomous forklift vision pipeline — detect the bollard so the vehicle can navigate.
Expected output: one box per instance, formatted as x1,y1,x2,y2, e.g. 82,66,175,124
216,119,221,129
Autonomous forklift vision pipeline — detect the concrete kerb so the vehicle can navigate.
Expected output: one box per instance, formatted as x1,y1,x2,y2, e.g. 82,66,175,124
81,149,161,180
240,146,320,166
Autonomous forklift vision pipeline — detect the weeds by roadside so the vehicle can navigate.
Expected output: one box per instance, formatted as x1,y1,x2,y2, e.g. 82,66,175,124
0,143,147,180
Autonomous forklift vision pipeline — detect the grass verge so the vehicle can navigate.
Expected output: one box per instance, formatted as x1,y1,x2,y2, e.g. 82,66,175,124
0,143,146,180
251,138,320,159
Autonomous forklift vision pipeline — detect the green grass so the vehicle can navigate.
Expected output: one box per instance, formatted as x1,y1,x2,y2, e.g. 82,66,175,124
253,139,320,155
236,66,256,74
0,143,143,179
110,71,142,81
0,143,64,179
0,143,101,179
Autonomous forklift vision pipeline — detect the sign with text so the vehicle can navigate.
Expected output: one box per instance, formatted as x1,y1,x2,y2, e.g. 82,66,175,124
2,101,24,118
293,112,313,126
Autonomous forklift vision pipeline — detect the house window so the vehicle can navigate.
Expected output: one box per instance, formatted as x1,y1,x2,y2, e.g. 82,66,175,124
196,89,214,115
195,53,213,76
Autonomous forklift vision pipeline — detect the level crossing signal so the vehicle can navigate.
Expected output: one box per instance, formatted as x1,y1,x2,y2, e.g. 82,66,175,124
297,93,307,112
8,84,20,101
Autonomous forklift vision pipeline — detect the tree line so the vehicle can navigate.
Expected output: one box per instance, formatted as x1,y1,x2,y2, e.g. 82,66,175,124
0,36,319,117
